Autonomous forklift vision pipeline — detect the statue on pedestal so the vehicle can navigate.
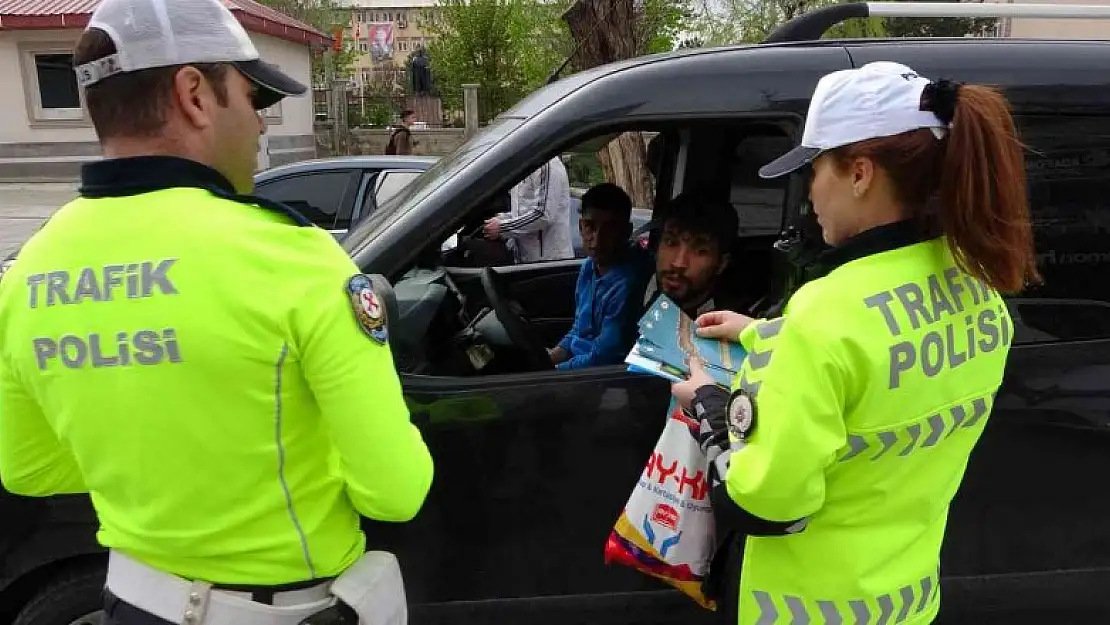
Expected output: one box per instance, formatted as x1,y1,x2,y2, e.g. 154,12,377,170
408,46,434,96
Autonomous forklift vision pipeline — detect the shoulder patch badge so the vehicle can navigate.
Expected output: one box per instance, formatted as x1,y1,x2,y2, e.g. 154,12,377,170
346,274,388,344
726,389,757,441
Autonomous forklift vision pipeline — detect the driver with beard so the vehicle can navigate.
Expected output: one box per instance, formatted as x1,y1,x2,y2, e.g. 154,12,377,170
636,190,743,606
644,192,742,319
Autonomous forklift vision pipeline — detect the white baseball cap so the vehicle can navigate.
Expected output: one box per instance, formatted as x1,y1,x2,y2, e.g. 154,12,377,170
759,61,949,179
75,0,306,110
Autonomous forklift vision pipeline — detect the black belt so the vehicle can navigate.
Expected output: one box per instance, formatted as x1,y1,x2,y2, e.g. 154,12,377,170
212,577,335,605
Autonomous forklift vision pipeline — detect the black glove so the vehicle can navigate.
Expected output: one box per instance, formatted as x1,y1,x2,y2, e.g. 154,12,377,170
691,385,729,445
690,385,731,486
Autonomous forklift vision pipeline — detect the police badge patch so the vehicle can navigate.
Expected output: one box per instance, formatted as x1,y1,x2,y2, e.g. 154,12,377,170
346,274,388,344
726,389,756,441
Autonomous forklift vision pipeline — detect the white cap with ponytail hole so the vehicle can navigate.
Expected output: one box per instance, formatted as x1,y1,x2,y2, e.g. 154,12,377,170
759,61,955,179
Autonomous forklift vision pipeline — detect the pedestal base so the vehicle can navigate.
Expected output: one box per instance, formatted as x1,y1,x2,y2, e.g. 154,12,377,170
406,94,443,127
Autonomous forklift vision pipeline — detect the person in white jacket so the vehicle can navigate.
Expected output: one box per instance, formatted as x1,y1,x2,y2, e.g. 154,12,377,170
483,157,573,262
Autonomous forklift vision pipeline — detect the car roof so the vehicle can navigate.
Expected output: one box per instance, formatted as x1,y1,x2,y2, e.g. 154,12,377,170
501,36,1110,121
256,155,438,180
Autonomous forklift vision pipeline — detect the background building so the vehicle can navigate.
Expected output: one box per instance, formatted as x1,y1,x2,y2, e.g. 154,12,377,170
992,0,1110,38
0,0,329,179
337,0,437,89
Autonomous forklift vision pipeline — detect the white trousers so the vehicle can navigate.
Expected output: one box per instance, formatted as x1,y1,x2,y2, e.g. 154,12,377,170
106,551,335,625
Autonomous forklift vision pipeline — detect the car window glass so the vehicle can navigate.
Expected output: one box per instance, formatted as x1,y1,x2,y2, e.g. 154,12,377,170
375,171,422,207
730,134,791,236
351,117,522,243
443,135,662,268
1012,114,1110,343
255,171,355,230
563,152,606,190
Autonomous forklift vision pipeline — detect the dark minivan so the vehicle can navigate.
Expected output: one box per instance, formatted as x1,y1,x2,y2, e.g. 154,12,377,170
5,3,1110,624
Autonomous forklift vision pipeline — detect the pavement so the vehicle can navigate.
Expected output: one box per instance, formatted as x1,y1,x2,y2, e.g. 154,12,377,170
0,182,78,259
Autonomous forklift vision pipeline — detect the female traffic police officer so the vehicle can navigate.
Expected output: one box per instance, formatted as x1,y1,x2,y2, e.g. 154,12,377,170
672,61,1039,624
0,0,432,624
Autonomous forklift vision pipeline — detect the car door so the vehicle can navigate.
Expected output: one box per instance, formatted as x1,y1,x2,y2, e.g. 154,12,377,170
358,137,684,623
940,110,1110,616
365,124,807,625
362,365,677,620
253,169,361,236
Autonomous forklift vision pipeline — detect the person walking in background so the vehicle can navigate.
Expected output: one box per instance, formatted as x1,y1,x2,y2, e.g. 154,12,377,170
483,156,574,262
385,108,416,155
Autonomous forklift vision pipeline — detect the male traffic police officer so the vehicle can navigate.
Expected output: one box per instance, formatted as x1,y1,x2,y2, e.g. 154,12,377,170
0,0,434,624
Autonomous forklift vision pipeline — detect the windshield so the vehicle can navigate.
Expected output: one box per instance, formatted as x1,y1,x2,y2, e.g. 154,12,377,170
344,117,523,248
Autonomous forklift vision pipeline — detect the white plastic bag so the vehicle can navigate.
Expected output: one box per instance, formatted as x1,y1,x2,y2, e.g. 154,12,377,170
604,398,717,610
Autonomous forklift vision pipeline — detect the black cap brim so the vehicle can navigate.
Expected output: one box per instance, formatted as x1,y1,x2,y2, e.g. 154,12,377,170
758,146,823,179
234,60,307,110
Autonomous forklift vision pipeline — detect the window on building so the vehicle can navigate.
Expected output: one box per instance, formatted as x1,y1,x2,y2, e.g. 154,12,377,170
261,101,283,124
22,48,83,122
37,54,80,109
258,65,285,125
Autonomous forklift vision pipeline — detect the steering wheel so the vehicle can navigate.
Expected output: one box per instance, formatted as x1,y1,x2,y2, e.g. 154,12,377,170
479,267,552,371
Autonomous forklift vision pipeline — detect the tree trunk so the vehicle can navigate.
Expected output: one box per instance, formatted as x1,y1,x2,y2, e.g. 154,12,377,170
563,0,655,210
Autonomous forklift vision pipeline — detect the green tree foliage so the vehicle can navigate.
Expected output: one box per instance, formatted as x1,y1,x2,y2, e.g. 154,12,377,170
881,0,997,38
256,0,344,30
422,0,698,118
421,0,569,119
693,0,884,44
641,0,699,53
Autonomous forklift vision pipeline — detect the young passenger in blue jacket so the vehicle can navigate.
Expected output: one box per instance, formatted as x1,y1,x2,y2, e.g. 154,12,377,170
549,183,652,370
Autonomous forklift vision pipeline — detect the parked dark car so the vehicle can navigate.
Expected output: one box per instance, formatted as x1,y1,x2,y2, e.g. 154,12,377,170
5,4,1110,625
253,155,438,238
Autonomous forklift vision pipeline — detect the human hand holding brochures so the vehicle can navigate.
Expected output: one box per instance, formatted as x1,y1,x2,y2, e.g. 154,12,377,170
625,295,748,387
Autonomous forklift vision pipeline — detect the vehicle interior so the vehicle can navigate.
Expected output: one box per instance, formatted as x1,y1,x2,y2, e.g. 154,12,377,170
376,119,800,377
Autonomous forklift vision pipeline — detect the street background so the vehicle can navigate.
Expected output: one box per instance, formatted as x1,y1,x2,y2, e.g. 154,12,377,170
0,183,76,259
